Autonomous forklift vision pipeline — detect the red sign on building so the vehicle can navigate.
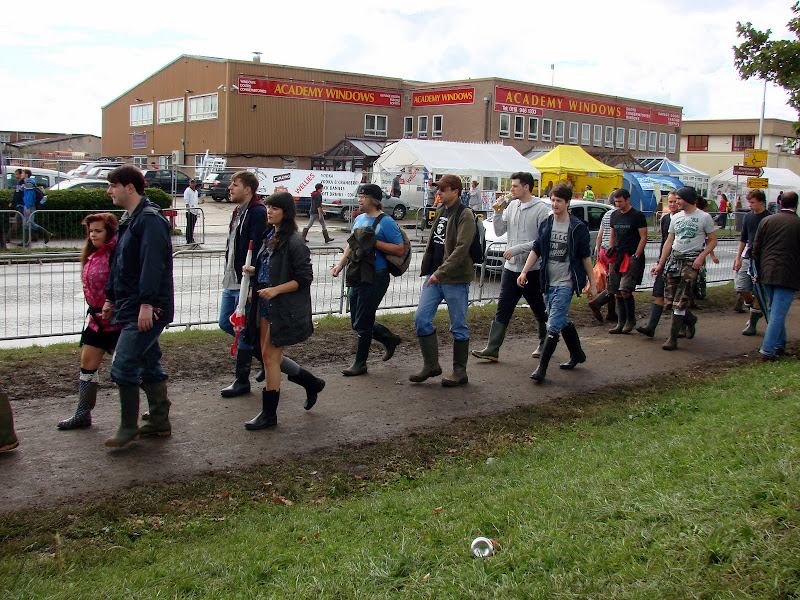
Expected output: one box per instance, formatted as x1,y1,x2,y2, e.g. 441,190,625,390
494,86,681,126
237,76,401,107
412,88,475,107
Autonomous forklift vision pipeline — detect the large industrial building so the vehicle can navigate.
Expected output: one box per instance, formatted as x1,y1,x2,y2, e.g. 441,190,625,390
101,54,683,174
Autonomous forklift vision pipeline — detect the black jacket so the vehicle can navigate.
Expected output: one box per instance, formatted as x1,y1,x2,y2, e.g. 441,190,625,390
105,196,174,324
532,214,591,296
245,230,314,348
227,196,267,284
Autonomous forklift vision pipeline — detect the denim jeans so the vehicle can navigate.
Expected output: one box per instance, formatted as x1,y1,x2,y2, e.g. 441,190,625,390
495,267,546,324
414,276,470,341
219,288,253,350
349,269,391,336
305,212,328,232
545,285,574,335
110,322,168,387
760,285,793,356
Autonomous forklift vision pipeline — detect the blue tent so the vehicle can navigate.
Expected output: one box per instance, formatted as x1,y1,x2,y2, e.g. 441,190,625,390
622,172,684,216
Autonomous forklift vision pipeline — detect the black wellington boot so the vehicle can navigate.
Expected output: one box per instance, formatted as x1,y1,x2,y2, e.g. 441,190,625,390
530,332,559,382
288,368,326,410
245,389,279,430
636,304,664,338
221,348,253,397
373,322,402,362
342,335,371,376
559,322,586,370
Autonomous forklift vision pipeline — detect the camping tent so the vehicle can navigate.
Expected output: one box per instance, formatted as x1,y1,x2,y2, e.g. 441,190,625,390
372,140,540,204
709,167,800,210
531,145,623,199
637,157,709,196
622,172,684,216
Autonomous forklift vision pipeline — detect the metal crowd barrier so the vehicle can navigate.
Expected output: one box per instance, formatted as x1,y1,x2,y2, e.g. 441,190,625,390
0,208,205,251
0,236,737,342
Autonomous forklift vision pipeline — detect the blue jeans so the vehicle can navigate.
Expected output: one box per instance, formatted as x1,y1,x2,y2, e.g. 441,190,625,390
349,269,391,336
760,285,793,356
110,322,168,387
545,285,574,335
414,276,470,341
219,288,253,350
496,267,546,324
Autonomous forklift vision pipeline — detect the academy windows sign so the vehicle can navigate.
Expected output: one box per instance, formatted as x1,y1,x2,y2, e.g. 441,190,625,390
412,88,475,107
237,76,401,107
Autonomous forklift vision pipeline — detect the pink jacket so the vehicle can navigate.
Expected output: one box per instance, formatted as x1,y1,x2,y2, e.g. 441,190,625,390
82,236,121,332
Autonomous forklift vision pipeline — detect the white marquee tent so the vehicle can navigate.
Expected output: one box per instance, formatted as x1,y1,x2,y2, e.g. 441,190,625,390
709,167,800,208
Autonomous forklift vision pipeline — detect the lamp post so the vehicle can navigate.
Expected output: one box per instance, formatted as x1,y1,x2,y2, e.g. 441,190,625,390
182,89,193,166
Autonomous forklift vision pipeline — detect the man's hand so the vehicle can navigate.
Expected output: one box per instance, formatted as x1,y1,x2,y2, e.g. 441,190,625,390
516,272,527,287
330,263,343,277
101,300,113,321
586,281,597,299
427,273,440,287
733,256,742,272
692,257,705,270
138,304,154,332
503,248,513,260
650,263,663,276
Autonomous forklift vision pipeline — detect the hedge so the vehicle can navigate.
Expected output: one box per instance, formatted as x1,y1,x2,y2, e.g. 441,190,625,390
0,188,172,239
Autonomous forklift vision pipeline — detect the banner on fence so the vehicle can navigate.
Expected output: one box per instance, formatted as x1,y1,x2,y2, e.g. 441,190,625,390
253,168,362,200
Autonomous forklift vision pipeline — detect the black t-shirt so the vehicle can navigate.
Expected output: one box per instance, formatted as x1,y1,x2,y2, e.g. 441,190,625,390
310,190,322,212
429,206,457,273
740,209,770,258
610,207,647,254
660,213,671,251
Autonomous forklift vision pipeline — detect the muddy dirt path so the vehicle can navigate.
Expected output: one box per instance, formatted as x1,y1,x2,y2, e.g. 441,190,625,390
2,306,795,513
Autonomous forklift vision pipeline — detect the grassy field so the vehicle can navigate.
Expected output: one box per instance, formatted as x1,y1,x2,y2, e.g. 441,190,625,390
1,354,798,599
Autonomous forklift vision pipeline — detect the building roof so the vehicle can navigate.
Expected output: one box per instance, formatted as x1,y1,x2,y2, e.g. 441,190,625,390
682,118,797,137
6,134,100,148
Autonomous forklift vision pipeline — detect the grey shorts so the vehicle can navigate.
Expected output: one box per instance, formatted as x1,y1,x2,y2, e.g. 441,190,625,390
734,257,753,293
607,254,645,294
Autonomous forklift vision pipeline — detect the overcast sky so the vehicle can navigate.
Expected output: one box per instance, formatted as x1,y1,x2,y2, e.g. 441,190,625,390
2,0,797,136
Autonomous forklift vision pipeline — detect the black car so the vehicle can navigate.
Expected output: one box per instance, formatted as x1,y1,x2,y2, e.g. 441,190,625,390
201,170,238,202
142,169,192,194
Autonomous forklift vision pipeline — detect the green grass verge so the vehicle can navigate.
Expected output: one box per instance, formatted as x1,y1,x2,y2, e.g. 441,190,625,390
1,357,798,598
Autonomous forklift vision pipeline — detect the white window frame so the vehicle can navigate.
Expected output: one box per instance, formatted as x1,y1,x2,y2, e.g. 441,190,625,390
403,116,413,138
19,134,35,140
616,127,625,149
0,134,11,143
605,126,614,148
593,124,603,147
157,99,183,124
581,123,591,145
568,122,578,145
130,103,153,127
365,114,388,137
668,133,677,154
418,115,429,138
528,117,539,140
649,131,657,152
432,115,443,138
187,93,218,122
132,156,147,168
555,120,565,143
514,115,525,139
499,114,510,138
541,118,552,142
639,130,648,151
658,132,667,153
628,128,637,150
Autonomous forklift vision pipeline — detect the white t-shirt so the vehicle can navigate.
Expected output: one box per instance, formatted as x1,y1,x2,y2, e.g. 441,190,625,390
184,186,200,215
668,209,715,256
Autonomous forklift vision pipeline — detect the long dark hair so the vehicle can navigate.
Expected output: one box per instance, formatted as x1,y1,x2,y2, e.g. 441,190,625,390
265,191,297,252
80,212,118,265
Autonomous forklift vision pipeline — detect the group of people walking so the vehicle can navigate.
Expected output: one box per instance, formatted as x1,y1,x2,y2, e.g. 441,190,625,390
1,167,797,454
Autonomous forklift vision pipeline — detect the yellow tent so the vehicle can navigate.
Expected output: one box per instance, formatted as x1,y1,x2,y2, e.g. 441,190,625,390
531,145,623,199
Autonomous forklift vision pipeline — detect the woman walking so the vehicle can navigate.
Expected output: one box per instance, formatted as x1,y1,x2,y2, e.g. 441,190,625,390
243,192,315,430
58,213,121,429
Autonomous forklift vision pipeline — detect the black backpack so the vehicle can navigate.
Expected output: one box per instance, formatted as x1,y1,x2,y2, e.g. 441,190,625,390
34,185,46,206
373,213,411,276
455,203,485,264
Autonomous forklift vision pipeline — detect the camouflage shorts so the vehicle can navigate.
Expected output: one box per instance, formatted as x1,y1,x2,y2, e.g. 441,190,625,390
664,261,699,311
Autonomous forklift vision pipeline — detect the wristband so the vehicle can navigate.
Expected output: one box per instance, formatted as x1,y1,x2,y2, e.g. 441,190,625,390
141,304,153,310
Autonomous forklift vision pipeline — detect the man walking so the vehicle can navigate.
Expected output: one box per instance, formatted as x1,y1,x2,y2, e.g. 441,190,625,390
733,189,770,336
637,190,681,337
410,174,476,387
472,171,549,362
607,188,647,334
22,169,52,244
183,178,202,244
102,165,174,447
330,184,404,375
752,191,800,361
650,187,717,351
517,183,597,382
301,183,333,243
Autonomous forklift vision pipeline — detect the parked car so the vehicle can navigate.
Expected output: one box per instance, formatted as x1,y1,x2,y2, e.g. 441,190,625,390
483,198,612,272
84,166,115,180
66,161,123,179
201,170,238,202
2,165,69,189
48,178,112,191
141,169,192,194
323,190,411,221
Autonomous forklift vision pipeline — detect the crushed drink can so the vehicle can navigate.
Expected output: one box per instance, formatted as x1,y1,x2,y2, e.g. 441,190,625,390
470,537,499,557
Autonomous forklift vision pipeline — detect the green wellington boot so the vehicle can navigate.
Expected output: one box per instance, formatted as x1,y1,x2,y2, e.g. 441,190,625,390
138,380,172,437
105,385,141,448
409,333,442,382
442,340,469,387
471,320,507,362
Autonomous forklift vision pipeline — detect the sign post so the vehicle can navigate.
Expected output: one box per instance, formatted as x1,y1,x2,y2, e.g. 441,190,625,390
743,149,767,167
746,177,769,189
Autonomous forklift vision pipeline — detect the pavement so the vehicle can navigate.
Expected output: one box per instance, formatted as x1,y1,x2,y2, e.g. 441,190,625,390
2,304,797,514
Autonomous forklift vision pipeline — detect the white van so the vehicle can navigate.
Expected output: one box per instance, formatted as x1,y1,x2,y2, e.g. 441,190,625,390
2,165,69,190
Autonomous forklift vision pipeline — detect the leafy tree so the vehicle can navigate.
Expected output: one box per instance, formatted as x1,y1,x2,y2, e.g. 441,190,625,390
734,1,800,132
